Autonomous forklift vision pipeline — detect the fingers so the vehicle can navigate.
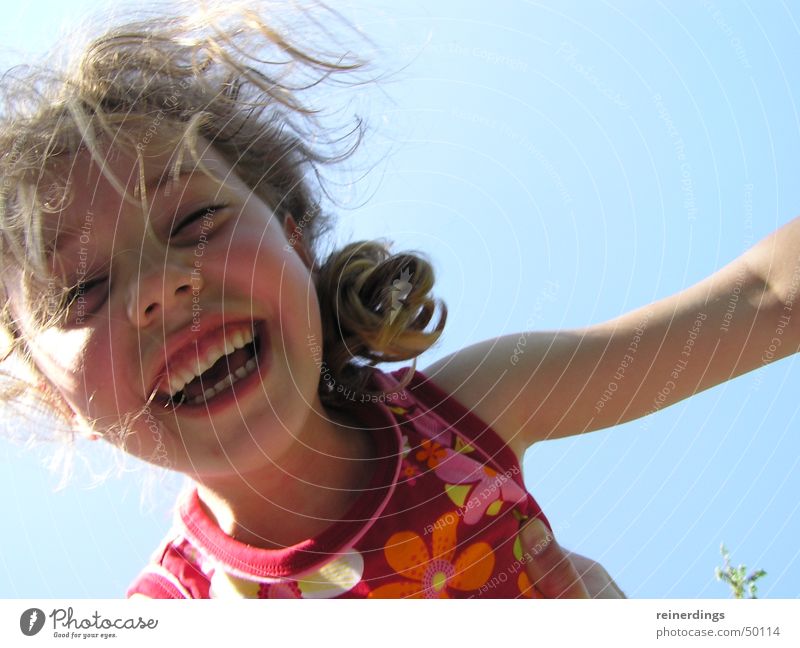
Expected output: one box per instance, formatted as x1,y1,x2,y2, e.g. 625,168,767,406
520,518,590,599
569,552,627,599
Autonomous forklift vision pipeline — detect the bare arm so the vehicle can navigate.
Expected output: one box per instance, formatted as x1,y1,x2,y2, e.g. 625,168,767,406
424,216,800,454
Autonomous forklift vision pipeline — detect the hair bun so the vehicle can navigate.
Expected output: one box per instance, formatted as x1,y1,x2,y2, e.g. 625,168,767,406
315,240,447,402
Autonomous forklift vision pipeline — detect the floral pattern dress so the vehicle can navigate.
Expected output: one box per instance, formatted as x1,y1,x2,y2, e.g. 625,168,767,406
127,367,550,599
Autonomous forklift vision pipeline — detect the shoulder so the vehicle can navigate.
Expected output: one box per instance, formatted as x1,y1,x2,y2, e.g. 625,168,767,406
126,536,196,599
126,516,210,599
416,347,531,462
127,564,190,599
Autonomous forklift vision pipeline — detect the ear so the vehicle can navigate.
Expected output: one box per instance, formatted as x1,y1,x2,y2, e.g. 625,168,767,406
283,212,314,269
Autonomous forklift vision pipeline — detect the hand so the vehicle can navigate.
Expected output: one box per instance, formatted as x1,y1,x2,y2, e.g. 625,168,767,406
519,518,626,599
568,551,626,599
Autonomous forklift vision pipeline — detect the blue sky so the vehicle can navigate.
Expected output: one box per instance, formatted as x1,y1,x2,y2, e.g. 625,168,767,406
1,0,799,598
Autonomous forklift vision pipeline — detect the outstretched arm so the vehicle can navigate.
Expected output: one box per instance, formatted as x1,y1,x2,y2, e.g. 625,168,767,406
423,216,800,456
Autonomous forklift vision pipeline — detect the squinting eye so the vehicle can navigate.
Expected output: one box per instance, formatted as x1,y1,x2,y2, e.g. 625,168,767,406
63,276,108,324
170,204,228,241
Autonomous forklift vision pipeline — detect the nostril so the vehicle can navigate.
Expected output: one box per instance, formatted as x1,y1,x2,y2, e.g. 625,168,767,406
144,303,157,317
175,284,191,296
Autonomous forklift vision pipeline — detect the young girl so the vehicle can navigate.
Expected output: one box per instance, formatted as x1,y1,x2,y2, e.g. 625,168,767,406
1,3,796,599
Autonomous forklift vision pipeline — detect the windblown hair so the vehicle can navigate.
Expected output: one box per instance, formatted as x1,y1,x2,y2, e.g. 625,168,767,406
0,1,446,459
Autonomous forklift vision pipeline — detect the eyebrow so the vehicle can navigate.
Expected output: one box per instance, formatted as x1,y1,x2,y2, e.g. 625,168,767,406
143,162,199,197
48,164,200,258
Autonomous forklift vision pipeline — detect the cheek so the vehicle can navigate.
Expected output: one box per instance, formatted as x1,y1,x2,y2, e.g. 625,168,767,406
262,237,321,331
32,328,92,394
204,219,322,368
207,224,315,309
38,325,132,422
200,221,266,283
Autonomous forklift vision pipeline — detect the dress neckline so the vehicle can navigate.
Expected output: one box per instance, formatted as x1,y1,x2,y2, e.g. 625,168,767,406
178,368,407,580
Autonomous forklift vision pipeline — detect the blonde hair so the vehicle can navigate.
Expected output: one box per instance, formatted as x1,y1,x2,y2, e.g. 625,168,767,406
0,2,446,458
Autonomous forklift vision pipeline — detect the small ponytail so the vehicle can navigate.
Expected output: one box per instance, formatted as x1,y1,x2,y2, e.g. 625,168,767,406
314,240,447,406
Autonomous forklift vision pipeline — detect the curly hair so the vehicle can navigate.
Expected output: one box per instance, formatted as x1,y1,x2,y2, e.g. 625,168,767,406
0,2,446,459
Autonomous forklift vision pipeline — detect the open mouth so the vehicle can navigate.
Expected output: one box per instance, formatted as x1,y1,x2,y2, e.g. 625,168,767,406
153,320,269,411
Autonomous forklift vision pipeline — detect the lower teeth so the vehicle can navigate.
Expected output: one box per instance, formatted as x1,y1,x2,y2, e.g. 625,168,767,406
182,357,258,406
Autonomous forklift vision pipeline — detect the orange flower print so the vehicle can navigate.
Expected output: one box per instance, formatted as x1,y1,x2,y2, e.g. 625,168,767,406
401,460,420,486
415,439,447,469
517,571,543,598
369,512,495,598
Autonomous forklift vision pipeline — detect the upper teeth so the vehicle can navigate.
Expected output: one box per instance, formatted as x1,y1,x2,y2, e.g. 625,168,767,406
163,328,254,398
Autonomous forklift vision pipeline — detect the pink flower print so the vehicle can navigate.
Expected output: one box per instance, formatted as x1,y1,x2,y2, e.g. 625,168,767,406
390,401,453,447
434,451,527,525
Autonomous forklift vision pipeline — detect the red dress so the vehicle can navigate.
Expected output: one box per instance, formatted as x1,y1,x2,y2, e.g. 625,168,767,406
127,367,550,598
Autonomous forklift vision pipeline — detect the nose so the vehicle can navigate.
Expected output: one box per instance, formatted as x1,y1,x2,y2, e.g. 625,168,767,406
126,258,200,328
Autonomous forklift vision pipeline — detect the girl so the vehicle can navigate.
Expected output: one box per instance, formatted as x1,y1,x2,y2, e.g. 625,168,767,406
0,3,796,598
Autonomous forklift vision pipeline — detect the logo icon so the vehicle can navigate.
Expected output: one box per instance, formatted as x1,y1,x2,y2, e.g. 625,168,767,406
20,608,46,636
389,267,413,324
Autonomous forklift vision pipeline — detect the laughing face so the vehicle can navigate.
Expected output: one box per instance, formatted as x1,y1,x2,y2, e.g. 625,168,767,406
11,141,327,478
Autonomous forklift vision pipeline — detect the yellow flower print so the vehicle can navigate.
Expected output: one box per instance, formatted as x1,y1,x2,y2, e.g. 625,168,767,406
209,550,364,599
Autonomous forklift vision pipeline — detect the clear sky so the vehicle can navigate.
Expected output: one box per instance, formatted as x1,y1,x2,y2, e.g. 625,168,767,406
1,0,799,599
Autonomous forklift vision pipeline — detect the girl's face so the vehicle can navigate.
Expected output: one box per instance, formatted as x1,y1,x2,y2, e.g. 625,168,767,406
11,142,325,478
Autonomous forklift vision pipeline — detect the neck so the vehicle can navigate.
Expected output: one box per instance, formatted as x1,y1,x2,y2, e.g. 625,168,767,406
193,398,375,550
